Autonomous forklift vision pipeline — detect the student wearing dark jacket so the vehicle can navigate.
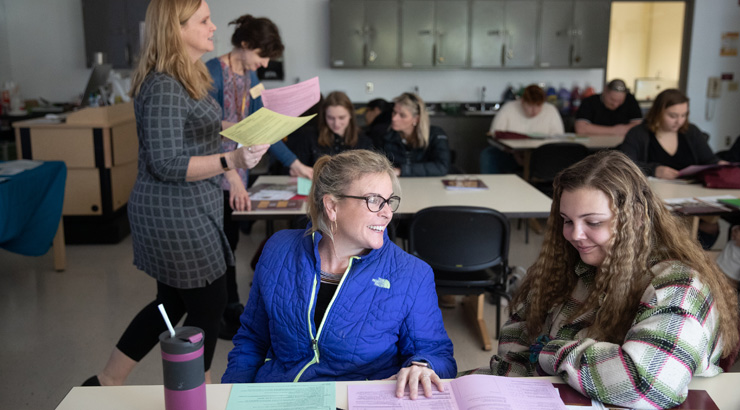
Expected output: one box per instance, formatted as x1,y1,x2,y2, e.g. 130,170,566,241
381,93,450,177
289,91,374,166
620,88,727,249
620,89,724,179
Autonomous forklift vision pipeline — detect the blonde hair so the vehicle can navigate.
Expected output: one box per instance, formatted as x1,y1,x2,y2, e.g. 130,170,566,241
318,91,359,148
307,150,400,243
514,150,738,355
393,93,429,149
129,0,212,99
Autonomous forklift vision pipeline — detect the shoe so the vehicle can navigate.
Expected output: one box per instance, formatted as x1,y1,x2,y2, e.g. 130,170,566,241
82,375,100,386
218,302,244,340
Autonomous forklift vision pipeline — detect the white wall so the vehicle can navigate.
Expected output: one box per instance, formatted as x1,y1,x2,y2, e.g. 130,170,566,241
0,0,11,85
2,0,738,152
686,0,740,151
0,0,603,105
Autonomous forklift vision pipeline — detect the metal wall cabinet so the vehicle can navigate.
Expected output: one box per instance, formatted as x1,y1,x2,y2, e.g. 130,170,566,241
81,0,148,68
401,0,469,68
571,0,611,67
471,0,538,68
539,0,611,68
330,0,400,68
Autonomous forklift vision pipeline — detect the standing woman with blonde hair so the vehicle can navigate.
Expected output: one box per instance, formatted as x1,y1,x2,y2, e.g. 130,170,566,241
380,92,450,176
486,151,738,409
82,0,268,386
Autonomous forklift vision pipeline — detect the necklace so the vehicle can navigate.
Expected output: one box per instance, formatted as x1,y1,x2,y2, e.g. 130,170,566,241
227,52,247,120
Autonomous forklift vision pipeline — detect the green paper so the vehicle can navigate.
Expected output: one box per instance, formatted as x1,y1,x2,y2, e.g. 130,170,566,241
226,381,335,410
297,177,312,196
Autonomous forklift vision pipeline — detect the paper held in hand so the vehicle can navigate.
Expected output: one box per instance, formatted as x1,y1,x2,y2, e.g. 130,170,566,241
220,108,315,146
220,76,321,147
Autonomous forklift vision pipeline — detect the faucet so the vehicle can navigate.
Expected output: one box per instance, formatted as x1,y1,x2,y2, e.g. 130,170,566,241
480,86,486,111
413,86,419,95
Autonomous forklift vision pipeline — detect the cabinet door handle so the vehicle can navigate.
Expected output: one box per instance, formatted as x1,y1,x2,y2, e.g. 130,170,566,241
487,30,501,36
418,29,432,36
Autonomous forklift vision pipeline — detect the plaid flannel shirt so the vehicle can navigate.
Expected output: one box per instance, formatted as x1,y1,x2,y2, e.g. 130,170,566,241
490,260,724,410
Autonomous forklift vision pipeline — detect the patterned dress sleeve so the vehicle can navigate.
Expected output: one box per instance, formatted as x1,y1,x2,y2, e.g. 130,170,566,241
537,261,723,410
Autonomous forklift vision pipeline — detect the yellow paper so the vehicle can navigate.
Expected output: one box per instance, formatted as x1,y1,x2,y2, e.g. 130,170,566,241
220,107,316,146
249,83,265,99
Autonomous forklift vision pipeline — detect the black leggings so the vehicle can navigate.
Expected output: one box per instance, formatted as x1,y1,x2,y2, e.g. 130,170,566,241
116,275,227,371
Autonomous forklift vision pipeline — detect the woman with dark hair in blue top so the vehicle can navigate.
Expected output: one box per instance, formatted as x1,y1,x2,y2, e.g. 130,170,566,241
205,14,312,338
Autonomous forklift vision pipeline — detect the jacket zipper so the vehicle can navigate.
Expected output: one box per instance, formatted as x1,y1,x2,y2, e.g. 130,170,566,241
293,256,358,382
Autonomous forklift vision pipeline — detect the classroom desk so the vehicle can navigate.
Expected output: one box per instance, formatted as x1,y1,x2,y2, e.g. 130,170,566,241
234,174,552,221
649,178,740,235
55,373,740,409
489,134,624,180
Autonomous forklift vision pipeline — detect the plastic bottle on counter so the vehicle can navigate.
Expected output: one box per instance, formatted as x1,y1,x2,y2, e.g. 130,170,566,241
516,84,525,98
582,85,595,99
502,85,516,102
546,85,557,106
558,85,571,116
570,86,581,115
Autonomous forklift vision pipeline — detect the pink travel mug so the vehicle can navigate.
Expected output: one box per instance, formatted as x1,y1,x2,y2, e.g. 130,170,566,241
159,326,206,410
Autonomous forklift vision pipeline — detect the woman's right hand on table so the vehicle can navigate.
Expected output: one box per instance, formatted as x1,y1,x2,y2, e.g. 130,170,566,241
655,165,679,180
230,144,270,169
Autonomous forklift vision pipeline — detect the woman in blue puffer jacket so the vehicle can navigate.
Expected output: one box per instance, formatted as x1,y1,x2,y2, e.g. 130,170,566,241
223,149,456,399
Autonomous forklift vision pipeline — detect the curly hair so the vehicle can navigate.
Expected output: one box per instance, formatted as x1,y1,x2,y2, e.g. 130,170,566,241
229,15,284,59
513,150,739,356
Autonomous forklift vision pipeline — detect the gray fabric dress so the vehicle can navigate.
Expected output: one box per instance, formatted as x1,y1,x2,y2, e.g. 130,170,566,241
129,72,233,289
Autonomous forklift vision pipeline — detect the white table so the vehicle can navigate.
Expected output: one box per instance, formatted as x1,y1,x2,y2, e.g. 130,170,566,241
234,174,552,220
489,134,624,180
56,374,740,409
649,178,740,235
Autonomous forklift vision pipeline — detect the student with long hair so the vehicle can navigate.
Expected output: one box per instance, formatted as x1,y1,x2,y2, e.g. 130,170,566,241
290,91,373,166
380,92,450,176
485,151,739,409
83,0,268,386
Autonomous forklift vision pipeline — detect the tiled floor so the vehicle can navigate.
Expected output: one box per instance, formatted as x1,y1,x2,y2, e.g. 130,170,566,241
0,218,735,409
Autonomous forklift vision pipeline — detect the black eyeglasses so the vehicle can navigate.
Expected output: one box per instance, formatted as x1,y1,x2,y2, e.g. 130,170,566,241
337,194,401,213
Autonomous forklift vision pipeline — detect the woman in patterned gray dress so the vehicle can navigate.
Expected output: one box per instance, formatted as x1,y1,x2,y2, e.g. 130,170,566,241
83,0,268,386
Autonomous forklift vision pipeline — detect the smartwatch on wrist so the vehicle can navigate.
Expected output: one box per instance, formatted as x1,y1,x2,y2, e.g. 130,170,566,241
220,154,231,172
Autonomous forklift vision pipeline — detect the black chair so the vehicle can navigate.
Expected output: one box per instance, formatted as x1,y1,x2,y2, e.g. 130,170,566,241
408,206,511,350
529,142,591,197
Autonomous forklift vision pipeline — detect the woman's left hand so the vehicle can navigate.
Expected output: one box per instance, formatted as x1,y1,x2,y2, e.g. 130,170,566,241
289,160,314,180
229,184,251,212
392,364,444,399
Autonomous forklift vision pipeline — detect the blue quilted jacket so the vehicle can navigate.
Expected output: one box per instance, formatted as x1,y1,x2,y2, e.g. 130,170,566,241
222,228,456,383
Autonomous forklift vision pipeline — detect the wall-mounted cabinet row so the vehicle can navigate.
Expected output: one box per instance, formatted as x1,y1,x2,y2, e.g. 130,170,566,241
330,0,611,69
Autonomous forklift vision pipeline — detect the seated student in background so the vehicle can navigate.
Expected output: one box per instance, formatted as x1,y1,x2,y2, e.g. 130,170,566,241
480,84,564,174
289,91,373,166
620,88,726,249
717,225,740,289
483,151,738,409
222,150,456,398
381,92,450,176
575,79,642,137
620,88,724,179
363,98,391,145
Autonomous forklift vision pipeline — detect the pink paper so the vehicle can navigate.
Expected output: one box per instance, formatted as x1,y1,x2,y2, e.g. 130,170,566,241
347,375,568,410
261,77,320,117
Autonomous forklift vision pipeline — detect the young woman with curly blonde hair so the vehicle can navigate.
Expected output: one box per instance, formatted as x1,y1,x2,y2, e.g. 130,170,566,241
487,150,738,409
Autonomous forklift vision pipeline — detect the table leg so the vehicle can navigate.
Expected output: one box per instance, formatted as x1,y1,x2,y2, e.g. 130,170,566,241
53,218,66,272
522,150,532,181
